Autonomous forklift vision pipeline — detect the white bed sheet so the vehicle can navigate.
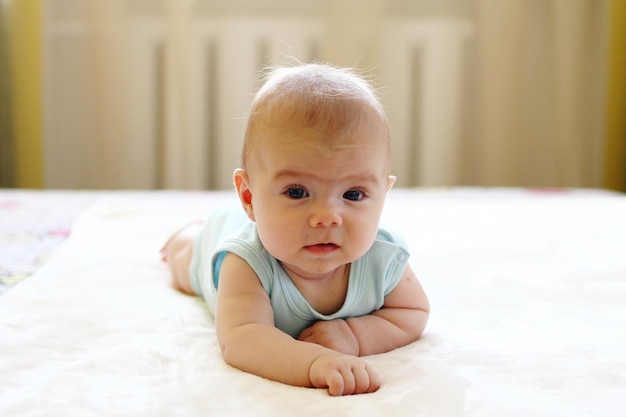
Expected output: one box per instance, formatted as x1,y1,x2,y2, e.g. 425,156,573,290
1,188,625,416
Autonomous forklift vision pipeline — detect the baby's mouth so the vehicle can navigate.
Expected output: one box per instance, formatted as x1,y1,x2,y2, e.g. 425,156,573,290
304,243,339,254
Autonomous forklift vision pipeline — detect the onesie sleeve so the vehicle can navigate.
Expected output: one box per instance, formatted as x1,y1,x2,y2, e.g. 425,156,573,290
374,226,411,296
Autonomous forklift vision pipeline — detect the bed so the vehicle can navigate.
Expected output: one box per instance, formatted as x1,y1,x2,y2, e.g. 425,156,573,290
1,188,625,416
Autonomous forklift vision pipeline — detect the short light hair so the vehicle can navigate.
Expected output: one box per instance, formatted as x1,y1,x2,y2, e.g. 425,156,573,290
241,63,391,171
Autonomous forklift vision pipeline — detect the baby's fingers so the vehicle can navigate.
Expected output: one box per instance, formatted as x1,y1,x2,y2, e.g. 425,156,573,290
327,364,380,396
326,370,346,397
310,353,381,396
352,363,381,394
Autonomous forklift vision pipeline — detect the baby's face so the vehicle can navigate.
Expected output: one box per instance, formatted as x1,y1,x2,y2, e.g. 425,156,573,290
242,122,394,280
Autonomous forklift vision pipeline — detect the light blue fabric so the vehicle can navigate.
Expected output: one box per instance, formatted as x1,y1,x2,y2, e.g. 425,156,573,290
189,206,410,338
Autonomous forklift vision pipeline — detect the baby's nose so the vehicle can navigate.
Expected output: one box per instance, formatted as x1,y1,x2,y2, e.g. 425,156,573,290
309,201,343,227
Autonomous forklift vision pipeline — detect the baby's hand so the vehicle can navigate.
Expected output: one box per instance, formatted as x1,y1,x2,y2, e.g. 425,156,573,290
309,352,380,396
298,319,359,356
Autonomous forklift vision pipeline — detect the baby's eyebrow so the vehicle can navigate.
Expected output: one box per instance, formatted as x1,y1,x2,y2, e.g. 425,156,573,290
273,169,380,185
273,169,306,179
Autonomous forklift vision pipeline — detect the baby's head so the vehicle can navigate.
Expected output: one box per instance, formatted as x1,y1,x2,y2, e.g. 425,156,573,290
241,63,391,175
234,64,396,277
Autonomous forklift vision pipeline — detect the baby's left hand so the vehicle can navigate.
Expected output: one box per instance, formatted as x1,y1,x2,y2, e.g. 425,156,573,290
298,319,359,356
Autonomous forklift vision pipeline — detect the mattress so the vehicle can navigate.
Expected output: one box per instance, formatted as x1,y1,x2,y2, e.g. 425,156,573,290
1,188,625,416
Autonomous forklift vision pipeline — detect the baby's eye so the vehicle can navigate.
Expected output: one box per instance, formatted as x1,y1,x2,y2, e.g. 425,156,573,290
343,189,365,201
285,187,309,199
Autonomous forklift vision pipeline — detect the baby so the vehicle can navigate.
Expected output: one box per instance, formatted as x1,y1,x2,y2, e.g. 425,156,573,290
161,63,430,396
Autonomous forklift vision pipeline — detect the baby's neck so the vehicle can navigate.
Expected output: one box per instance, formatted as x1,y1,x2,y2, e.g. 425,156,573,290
282,263,351,316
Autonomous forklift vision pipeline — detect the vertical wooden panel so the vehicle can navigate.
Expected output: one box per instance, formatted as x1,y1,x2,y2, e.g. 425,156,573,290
9,0,43,188
474,0,526,186
604,0,626,191
0,2,14,186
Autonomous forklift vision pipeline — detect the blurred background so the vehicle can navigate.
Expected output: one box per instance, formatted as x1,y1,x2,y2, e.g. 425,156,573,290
1,0,624,191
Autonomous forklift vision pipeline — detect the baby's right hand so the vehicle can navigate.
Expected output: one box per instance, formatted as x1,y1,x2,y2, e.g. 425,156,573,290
309,352,380,396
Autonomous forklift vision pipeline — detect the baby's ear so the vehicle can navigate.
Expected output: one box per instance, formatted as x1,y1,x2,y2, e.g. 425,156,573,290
386,175,397,192
233,169,255,221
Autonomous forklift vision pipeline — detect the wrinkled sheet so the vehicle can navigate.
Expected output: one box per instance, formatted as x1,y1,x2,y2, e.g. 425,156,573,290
0,190,95,294
1,188,625,417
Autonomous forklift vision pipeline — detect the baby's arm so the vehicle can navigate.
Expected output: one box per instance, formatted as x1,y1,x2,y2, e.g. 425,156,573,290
215,253,380,396
298,264,429,356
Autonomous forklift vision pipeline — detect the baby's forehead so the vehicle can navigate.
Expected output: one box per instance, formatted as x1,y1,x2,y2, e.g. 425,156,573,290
250,132,389,181
247,121,391,179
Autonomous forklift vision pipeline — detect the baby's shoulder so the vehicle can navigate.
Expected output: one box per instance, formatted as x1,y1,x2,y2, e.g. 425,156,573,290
374,225,407,246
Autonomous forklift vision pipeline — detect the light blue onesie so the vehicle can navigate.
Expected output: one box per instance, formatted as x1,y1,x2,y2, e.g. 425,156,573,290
189,206,410,338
